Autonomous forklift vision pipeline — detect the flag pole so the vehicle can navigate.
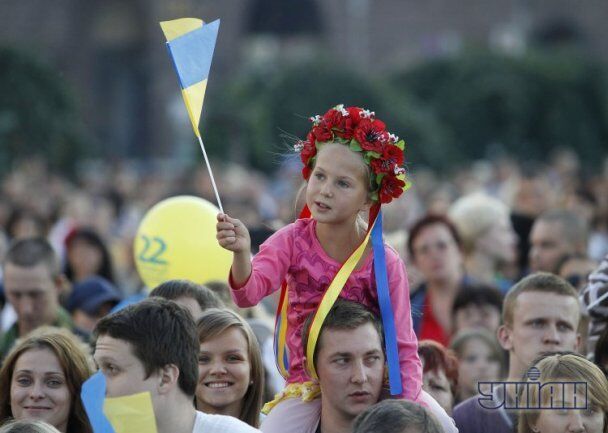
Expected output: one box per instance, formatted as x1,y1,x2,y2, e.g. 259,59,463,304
196,134,224,214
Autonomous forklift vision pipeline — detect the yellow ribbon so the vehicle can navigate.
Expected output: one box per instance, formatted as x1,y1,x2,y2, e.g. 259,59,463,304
305,215,377,379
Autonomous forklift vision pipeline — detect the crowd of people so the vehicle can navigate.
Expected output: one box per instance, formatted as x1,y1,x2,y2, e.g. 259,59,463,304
0,108,607,433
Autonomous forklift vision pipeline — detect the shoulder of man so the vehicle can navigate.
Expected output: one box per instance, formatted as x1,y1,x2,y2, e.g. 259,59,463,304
453,396,514,433
193,411,261,433
0,322,19,359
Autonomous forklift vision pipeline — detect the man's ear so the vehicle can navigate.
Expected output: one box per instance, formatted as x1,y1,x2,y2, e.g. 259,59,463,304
497,324,513,351
158,364,180,395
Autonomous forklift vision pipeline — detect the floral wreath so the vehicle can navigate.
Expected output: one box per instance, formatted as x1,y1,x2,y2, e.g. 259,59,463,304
294,104,410,204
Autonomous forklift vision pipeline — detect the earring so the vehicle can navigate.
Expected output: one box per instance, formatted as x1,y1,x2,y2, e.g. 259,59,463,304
250,380,254,385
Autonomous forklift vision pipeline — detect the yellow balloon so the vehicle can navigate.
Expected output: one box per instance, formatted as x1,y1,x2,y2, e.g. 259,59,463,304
134,196,232,289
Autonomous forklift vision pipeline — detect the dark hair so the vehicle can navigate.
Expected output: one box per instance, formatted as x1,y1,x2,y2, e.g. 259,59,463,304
452,284,503,315
407,214,462,258
302,299,383,369
3,237,59,277
595,326,608,375
64,227,115,283
150,280,223,312
417,340,459,395
5,207,47,240
196,309,264,427
353,400,443,433
94,297,198,396
204,280,237,309
502,272,579,326
0,327,93,433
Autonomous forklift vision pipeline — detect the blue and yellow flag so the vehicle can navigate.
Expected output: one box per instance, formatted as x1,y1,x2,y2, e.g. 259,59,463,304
160,18,220,137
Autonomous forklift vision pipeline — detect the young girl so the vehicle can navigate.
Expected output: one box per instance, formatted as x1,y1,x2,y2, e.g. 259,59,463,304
217,105,446,432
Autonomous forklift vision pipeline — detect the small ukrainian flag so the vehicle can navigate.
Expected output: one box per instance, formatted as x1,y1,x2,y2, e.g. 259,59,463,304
160,18,220,137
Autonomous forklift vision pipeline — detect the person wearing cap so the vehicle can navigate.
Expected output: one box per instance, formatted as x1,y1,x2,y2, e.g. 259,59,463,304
65,276,122,334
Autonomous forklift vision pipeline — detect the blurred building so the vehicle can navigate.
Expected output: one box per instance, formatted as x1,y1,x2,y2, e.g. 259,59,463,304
0,0,606,159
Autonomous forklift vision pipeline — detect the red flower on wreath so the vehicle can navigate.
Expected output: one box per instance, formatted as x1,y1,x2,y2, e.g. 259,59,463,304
371,145,404,174
300,136,317,165
311,125,332,143
354,119,387,153
379,175,406,203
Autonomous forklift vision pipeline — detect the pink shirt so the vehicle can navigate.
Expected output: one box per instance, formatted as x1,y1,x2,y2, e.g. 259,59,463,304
230,218,422,401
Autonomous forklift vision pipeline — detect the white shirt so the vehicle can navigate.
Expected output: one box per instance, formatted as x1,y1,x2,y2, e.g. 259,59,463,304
193,411,261,433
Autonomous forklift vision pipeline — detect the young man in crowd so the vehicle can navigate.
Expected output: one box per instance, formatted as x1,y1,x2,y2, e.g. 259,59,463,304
149,279,223,320
452,273,581,433
93,297,259,433
529,209,588,273
268,299,456,433
0,238,76,358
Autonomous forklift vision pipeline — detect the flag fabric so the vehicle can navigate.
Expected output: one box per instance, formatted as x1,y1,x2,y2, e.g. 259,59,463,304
160,18,220,137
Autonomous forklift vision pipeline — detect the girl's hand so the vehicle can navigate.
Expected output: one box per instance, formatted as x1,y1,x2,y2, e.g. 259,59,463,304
216,213,251,254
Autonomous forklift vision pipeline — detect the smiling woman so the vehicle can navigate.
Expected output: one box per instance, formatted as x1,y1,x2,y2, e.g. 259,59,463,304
196,309,264,428
0,327,93,433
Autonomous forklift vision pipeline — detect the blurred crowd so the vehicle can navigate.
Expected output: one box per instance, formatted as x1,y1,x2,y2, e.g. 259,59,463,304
0,146,607,433
0,147,606,294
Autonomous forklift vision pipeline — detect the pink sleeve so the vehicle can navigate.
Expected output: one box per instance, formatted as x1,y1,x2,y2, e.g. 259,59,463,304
229,225,293,308
386,247,423,401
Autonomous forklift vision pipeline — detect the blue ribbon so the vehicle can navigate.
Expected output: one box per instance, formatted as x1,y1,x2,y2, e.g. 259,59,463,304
371,210,402,395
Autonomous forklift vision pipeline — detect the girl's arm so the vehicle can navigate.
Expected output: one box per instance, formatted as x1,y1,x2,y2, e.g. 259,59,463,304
385,246,423,402
216,213,252,286
218,213,294,308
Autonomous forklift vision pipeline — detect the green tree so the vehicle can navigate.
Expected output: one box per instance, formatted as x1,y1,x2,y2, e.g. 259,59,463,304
391,50,608,168
204,61,448,172
0,47,90,173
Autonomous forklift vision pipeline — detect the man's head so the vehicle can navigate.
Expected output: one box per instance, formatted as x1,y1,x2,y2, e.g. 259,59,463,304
498,273,581,378
529,210,588,273
304,300,386,425
452,284,503,334
149,279,223,320
66,276,122,333
2,238,62,335
93,298,198,409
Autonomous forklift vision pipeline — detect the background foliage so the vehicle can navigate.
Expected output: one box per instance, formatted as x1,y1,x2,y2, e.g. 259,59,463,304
0,47,90,174
2,46,606,173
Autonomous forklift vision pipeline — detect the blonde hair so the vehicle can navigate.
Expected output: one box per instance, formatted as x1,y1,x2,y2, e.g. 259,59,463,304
518,352,608,433
448,193,509,254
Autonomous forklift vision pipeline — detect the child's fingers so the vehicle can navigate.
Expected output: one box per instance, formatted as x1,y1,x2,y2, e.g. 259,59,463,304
216,221,235,231
216,228,235,240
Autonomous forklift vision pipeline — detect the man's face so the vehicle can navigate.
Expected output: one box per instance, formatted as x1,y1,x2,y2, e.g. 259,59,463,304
499,291,580,376
316,323,385,424
529,220,572,272
3,263,60,335
94,335,159,400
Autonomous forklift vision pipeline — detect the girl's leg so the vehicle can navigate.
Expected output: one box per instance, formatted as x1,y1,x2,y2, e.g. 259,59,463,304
418,389,459,433
260,397,321,433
